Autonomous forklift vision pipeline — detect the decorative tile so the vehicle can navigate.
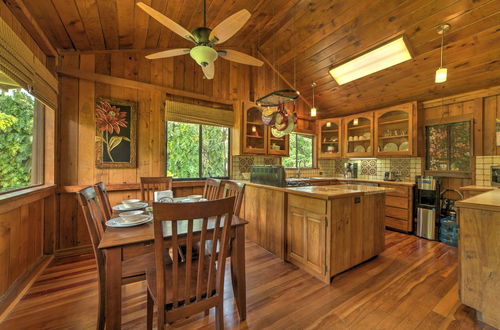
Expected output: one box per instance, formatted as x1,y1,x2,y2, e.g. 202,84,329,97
238,156,254,173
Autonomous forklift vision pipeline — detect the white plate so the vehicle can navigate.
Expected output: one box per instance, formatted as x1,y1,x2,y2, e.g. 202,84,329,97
383,143,398,152
363,132,371,140
354,145,366,153
399,141,409,151
106,215,153,228
366,145,372,152
112,202,148,211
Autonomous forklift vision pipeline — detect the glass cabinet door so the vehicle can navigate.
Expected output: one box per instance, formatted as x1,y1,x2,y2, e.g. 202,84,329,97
375,105,413,156
243,106,267,154
318,119,341,159
344,113,374,157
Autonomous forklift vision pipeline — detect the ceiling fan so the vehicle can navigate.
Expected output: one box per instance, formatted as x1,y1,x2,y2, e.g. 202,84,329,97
137,1,264,79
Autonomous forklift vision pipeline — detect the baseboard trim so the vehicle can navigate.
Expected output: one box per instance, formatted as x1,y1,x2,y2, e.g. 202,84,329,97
0,254,53,322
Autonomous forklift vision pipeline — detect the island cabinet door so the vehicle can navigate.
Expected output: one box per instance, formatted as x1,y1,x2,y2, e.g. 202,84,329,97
287,206,327,279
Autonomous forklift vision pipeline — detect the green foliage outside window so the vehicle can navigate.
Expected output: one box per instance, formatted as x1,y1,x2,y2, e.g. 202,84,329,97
0,90,35,192
166,121,229,179
283,133,314,168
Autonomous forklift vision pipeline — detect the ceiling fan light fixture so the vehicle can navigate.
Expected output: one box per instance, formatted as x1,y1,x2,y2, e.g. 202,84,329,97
329,36,412,85
190,46,218,67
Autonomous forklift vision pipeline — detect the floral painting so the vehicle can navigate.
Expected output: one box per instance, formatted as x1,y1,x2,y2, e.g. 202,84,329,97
426,120,471,173
95,97,137,168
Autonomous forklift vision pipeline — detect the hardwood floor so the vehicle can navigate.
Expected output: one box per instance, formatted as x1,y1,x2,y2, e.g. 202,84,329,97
1,231,493,329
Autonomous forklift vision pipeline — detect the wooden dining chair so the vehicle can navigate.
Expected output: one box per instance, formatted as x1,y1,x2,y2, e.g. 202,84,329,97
203,178,222,200
94,181,112,220
77,187,158,330
140,177,173,203
147,197,235,330
221,181,245,216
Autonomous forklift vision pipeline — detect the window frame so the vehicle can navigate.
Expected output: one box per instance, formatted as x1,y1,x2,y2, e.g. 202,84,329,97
283,132,315,169
0,89,45,195
165,121,231,180
424,116,473,178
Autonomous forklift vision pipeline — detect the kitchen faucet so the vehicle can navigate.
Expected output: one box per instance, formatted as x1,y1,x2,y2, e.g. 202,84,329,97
296,160,306,178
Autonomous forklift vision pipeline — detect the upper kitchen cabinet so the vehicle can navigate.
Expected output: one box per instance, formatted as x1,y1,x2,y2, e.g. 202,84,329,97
343,112,374,158
242,104,268,154
374,102,417,156
318,118,342,159
267,130,290,156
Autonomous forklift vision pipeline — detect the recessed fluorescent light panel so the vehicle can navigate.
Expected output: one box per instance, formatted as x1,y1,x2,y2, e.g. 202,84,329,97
329,36,412,85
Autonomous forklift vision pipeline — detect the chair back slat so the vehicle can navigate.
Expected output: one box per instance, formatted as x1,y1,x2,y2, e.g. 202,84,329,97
140,177,173,203
221,181,245,216
94,182,112,220
152,197,234,322
203,178,221,200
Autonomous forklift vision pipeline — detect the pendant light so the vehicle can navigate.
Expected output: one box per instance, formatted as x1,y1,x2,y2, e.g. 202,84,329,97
435,23,450,84
310,82,317,117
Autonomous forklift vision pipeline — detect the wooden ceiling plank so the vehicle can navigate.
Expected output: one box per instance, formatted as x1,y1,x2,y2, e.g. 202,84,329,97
282,0,495,91
74,0,106,50
116,0,135,49
156,0,189,49
133,0,152,49
3,0,58,56
51,0,91,50
144,0,167,49
96,0,119,49
23,0,73,49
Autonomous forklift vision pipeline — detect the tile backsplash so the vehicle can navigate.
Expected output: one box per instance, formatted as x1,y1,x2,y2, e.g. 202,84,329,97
231,155,280,180
475,156,500,186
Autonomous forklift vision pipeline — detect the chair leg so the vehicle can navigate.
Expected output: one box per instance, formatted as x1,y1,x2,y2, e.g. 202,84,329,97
215,304,224,330
146,290,153,330
97,275,105,330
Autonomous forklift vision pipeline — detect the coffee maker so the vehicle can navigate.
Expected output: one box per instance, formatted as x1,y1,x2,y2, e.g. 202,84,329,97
344,162,358,178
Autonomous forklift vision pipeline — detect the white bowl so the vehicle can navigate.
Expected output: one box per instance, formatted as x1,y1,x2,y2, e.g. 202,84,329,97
122,199,141,207
187,195,202,201
119,210,144,220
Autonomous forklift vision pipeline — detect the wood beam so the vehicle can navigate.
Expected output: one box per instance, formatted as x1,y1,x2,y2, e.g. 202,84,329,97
3,0,58,57
257,50,312,109
56,67,236,105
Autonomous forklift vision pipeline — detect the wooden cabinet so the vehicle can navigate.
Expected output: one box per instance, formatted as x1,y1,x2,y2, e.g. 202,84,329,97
374,102,416,156
287,195,327,279
241,103,289,156
317,118,342,159
343,112,374,158
380,183,414,232
242,184,286,258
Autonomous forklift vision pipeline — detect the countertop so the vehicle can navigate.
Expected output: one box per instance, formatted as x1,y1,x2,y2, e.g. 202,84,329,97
331,177,415,187
456,189,500,212
236,180,393,200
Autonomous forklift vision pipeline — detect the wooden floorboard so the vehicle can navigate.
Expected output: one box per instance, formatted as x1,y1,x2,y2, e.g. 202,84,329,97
0,231,494,329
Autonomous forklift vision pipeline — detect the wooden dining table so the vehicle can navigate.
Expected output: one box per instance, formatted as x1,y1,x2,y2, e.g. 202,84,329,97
98,208,248,329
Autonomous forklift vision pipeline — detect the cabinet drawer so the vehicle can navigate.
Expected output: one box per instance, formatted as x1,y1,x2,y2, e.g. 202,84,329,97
385,216,409,231
382,185,409,197
288,194,327,214
385,196,408,209
385,206,408,220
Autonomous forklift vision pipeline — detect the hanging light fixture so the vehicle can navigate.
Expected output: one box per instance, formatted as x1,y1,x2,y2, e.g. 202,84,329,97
435,23,450,84
310,82,317,117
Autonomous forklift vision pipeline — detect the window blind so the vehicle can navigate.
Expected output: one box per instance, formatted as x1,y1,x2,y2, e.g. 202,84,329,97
0,17,58,109
165,100,234,127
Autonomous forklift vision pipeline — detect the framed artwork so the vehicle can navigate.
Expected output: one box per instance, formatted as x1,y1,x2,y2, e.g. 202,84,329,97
95,97,137,168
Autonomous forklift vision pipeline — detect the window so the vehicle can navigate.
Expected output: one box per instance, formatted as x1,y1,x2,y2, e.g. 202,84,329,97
166,121,230,179
283,133,314,168
425,120,472,176
0,87,43,193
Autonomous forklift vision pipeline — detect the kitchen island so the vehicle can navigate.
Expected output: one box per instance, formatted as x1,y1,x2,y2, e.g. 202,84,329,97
239,181,391,283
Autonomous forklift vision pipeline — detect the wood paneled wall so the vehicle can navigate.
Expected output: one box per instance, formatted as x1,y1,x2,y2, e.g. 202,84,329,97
56,52,293,251
422,86,500,193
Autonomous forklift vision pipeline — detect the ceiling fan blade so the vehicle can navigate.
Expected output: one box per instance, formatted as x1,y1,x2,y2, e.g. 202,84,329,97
145,48,190,60
202,62,215,80
137,2,194,41
209,9,251,44
219,50,263,66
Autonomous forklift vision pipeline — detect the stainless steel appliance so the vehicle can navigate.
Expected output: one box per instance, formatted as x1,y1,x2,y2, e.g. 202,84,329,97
344,162,358,178
415,176,441,240
492,166,500,187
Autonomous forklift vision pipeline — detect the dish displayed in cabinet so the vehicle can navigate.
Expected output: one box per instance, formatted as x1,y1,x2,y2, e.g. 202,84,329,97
318,119,342,158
